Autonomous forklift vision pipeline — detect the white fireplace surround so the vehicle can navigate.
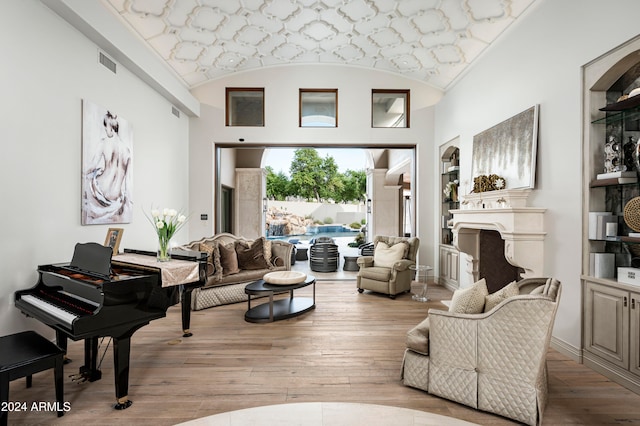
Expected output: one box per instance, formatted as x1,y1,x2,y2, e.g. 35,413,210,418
450,189,546,283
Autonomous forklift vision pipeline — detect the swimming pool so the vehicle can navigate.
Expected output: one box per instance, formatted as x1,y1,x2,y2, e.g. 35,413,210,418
306,224,357,234
267,224,362,240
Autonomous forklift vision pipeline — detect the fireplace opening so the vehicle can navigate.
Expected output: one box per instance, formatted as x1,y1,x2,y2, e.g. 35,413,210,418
478,230,522,293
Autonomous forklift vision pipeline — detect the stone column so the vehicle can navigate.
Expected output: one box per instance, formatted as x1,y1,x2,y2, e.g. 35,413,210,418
368,168,402,238
235,168,266,239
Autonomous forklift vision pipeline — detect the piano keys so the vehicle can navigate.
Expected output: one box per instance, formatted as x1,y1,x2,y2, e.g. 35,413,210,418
18,293,92,327
15,242,177,409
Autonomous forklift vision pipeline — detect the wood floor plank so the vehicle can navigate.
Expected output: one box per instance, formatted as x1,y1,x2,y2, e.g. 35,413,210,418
6,281,640,425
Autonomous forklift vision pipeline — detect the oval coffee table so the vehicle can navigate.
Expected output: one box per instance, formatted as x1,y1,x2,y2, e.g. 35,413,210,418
244,275,316,323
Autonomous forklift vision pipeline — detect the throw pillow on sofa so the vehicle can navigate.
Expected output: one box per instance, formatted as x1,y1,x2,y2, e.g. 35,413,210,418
218,242,240,276
235,238,270,270
262,237,274,267
199,242,217,277
449,278,488,314
483,280,519,312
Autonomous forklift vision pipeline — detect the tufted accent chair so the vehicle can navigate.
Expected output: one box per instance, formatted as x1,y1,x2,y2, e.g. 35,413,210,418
401,277,561,426
356,235,419,299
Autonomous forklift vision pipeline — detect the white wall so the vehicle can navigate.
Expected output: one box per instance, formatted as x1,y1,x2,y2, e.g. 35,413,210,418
434,0,640,354
0,1,191,336
189,65,442,265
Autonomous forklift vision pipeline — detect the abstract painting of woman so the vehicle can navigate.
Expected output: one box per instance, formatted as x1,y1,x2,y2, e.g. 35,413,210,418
82,100,133,224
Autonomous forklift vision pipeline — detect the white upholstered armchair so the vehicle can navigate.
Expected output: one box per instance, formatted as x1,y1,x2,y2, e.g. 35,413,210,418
356,235,420,299
401,277,561,426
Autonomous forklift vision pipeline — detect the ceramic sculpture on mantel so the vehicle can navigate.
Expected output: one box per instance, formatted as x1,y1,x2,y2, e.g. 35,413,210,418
460,173,535,210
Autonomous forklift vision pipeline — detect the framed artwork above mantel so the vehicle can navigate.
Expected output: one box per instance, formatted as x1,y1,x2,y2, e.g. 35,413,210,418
471,105,539,190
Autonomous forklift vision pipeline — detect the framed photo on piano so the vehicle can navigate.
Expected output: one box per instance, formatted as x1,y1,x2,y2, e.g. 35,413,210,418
104,228,123,254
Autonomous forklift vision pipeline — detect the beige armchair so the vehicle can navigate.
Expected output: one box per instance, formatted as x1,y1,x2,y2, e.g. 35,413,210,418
356,235,419,299
401,277,561,426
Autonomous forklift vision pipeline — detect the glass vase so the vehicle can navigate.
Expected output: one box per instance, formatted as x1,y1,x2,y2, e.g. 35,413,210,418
157,238,172,262
410,265,432,302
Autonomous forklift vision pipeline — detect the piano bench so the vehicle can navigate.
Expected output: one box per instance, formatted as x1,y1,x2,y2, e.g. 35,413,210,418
0,331,65,426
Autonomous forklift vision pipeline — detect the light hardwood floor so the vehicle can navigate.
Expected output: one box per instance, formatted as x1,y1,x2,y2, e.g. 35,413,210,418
7,282,640,425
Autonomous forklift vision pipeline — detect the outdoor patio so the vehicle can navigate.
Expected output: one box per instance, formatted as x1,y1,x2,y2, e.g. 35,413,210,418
289,236,360,280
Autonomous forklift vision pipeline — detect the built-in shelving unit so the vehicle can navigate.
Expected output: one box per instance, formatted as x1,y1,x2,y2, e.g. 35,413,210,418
439,139,460,290
582,37,640,395
587,108,640,276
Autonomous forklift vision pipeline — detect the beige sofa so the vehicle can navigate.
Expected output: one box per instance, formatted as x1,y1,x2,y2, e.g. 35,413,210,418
401,277,561,426
180,233,293,310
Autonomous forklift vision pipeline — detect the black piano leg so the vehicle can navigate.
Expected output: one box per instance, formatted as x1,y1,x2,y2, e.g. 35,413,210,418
181,287,194,337
77,338,101,382
55,331,71,364
112,336,133,410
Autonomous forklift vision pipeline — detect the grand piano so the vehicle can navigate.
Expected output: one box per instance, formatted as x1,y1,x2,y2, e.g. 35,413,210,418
14,242,204,409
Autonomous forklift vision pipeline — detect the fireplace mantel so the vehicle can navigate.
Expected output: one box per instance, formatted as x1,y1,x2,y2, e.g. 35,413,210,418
450,190,546,281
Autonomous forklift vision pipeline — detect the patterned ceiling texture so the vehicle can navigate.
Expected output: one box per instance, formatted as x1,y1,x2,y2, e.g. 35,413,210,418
105,0,537,89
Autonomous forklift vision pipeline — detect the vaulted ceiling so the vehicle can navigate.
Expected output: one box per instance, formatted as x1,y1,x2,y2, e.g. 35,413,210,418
104,0,537,90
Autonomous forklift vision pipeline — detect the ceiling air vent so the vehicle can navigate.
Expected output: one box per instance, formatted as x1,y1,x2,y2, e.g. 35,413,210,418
98,51,116,74
171,106,180,118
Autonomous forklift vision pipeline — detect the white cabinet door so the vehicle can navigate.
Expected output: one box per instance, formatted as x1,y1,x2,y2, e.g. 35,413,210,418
449,250,458,281
631,291,640,377
585,282,629,369
439,246,459,289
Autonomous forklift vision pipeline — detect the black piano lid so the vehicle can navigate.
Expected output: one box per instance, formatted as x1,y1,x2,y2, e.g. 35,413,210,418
69,242,113,278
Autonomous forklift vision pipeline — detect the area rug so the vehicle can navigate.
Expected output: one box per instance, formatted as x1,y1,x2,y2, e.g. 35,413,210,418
177,402,480,425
